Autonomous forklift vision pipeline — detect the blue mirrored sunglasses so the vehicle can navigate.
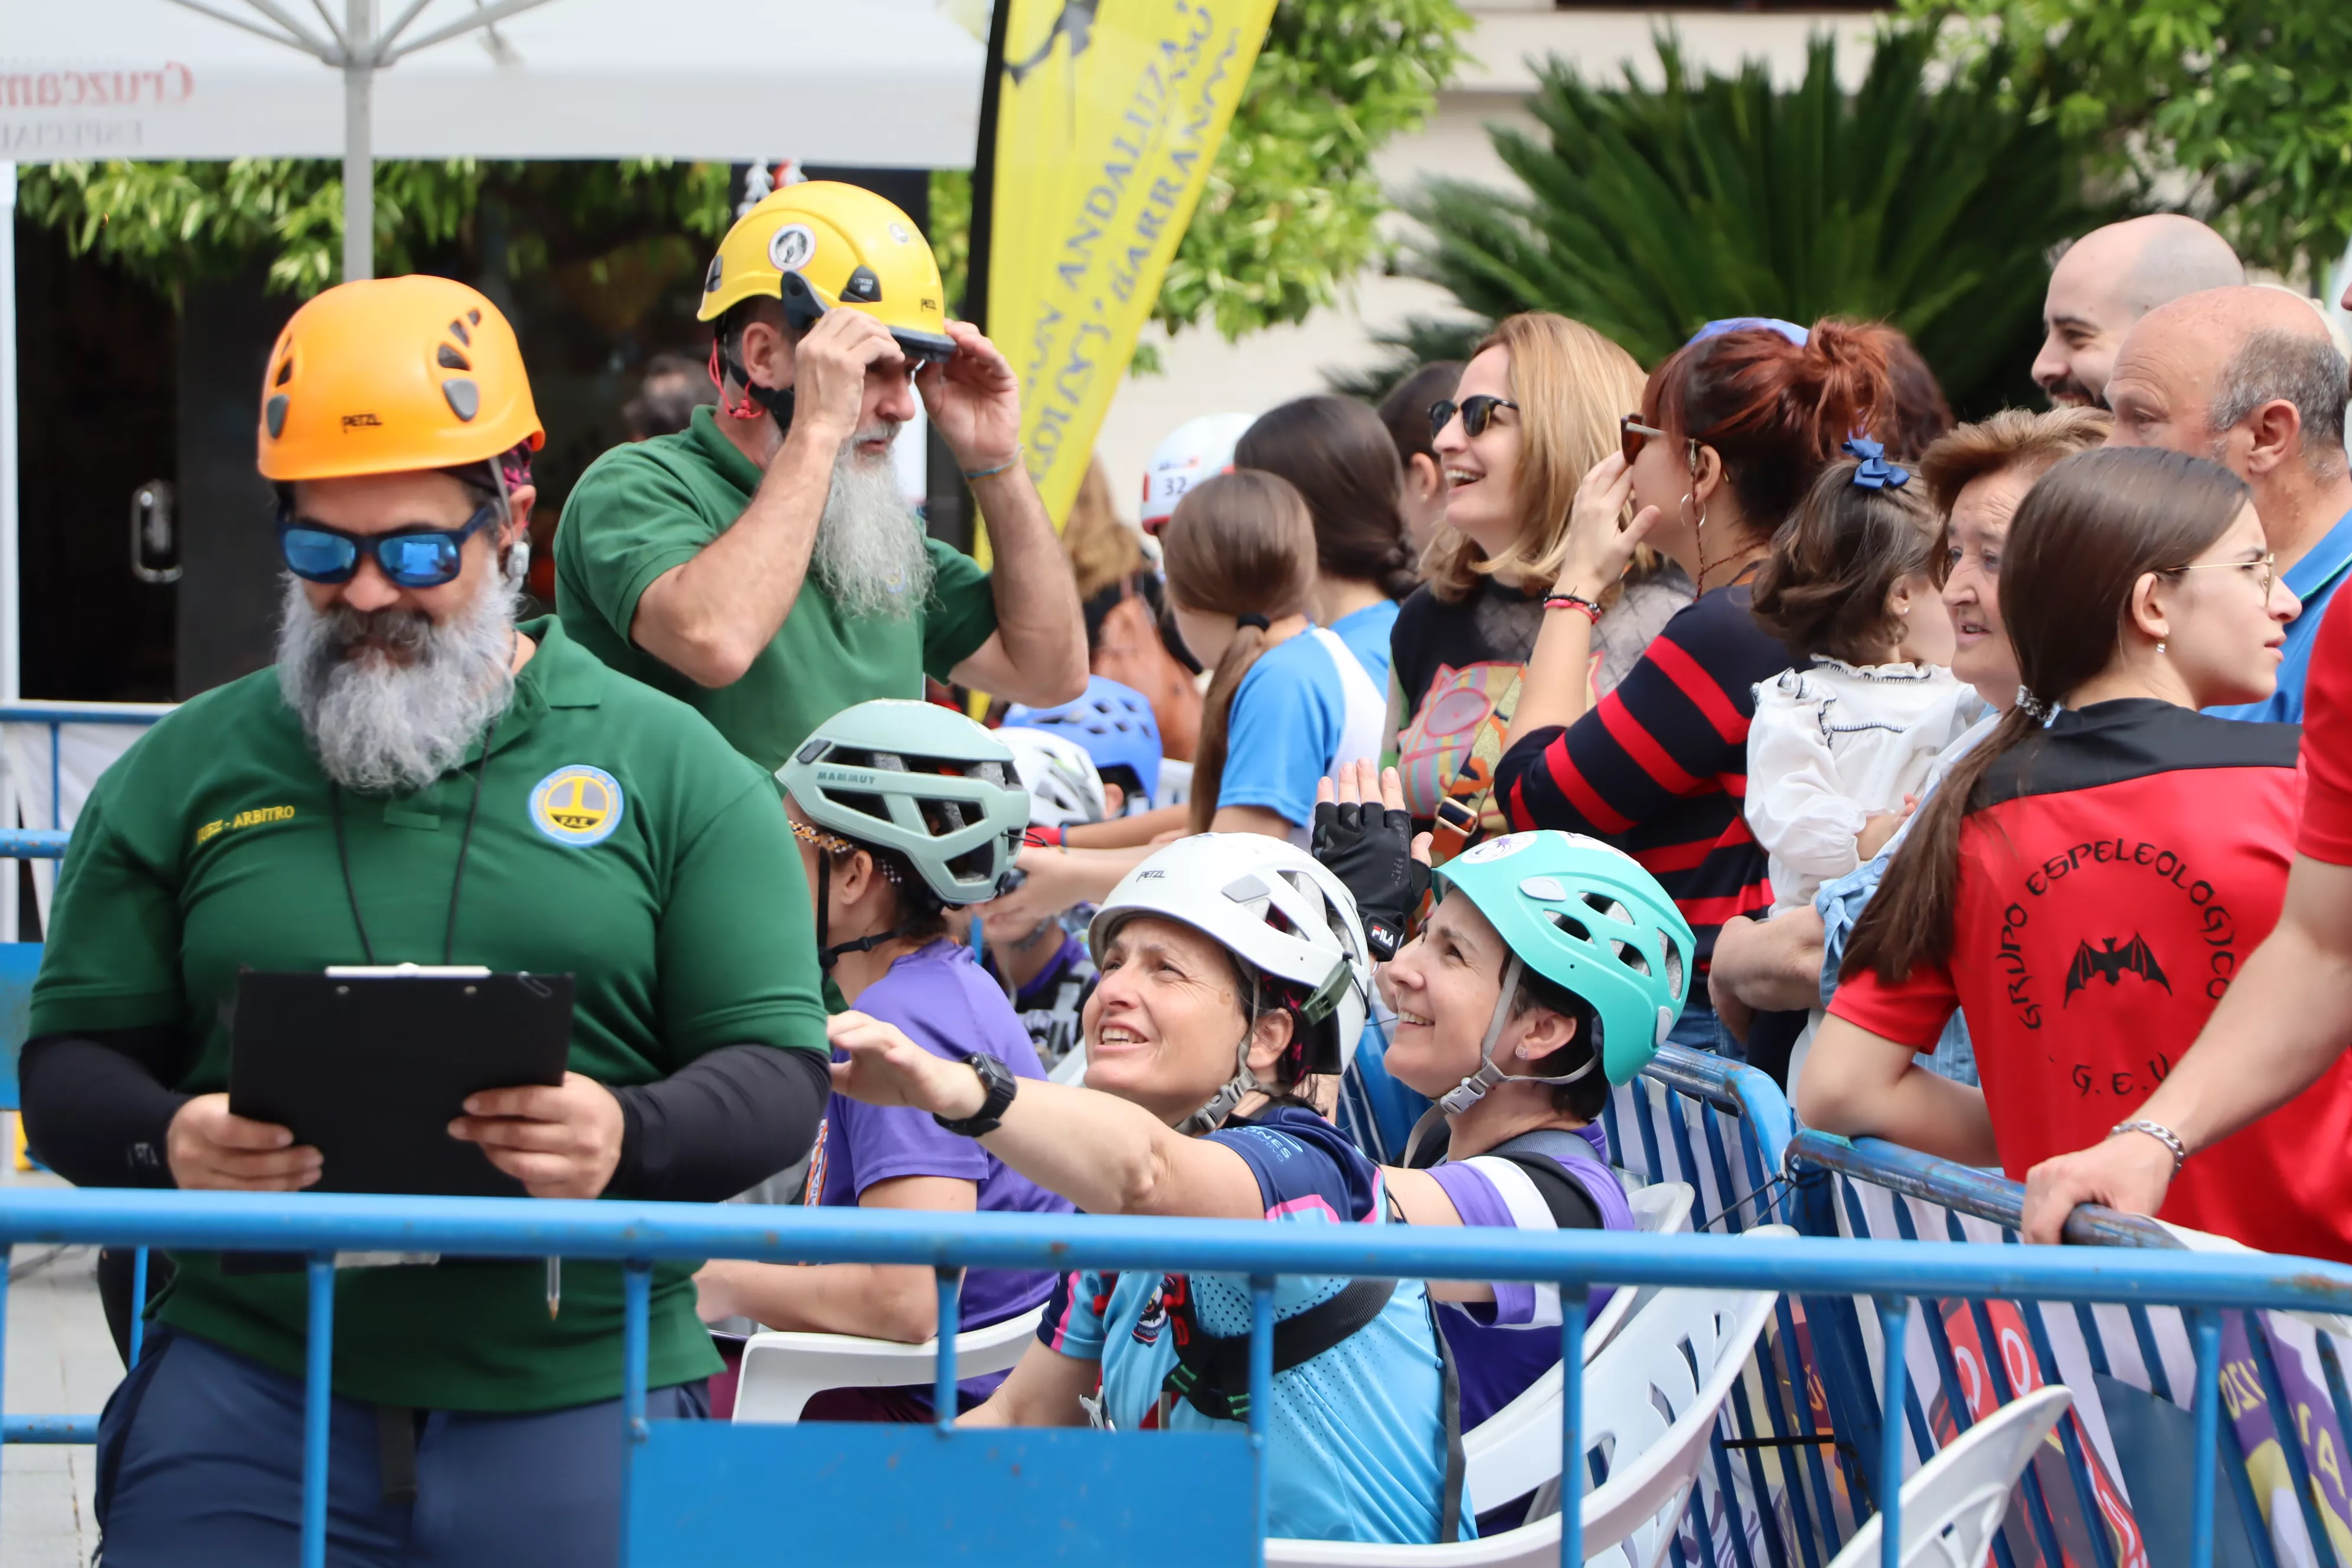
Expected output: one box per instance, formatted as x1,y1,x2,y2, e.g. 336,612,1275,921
277,501,500,588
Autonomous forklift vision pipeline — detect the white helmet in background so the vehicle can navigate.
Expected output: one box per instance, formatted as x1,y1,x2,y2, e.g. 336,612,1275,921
997,727,1108,829
1089,834,1373,1132
1140,411,1256,532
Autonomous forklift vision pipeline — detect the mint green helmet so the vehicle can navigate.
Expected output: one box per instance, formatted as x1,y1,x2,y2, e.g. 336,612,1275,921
778,699,1031,907
1433,829,1694,1087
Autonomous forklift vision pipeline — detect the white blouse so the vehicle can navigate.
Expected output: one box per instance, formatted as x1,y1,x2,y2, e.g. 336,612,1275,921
1745,658,1987,913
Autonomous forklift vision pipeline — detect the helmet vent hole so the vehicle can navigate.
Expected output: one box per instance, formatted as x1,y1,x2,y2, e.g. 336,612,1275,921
832,790,893,828
1545,910,1591,944
1613,942,1649,978
273,357,293,387
467,309,481,326
1582,893,1629,925
437,344,471,371
447,318,471,347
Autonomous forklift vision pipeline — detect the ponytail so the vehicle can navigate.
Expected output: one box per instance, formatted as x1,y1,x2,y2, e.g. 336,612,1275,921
1159,470,1320,833
1235,395,1421,602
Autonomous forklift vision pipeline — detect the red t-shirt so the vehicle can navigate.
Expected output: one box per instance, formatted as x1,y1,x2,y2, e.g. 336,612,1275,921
2299,581,2352,864
1831,700,2352,1263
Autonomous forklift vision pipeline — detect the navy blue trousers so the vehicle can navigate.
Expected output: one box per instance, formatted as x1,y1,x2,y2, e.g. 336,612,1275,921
96,1331,707,1567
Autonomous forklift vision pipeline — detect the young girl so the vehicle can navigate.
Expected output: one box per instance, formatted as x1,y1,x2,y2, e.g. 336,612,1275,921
1745,439,1982,916
1161,469,1386,842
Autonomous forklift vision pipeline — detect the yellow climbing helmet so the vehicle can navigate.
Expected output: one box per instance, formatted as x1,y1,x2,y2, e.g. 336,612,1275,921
698,181,953,363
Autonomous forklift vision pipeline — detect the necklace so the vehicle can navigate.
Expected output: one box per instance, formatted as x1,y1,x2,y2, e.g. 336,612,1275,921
331,707,505,966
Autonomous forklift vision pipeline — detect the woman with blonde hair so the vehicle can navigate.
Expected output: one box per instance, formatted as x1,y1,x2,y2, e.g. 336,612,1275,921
1389,313,1681,835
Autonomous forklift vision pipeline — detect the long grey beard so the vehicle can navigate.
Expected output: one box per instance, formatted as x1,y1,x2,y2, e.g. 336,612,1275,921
276,566,521,796
814,432,933,620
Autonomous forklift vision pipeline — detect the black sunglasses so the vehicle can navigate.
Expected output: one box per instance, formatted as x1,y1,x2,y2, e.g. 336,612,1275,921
1429,395,1519,441
277,500,501,589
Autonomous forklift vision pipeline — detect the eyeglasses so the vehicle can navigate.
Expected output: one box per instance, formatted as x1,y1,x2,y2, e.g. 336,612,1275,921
277,501,501,589
1429,395,1518,441
2164,551,2276,600
1619,413,1668,466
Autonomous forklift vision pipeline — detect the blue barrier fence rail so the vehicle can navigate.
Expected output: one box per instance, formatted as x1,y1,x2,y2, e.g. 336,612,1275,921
0,1188,2344,1568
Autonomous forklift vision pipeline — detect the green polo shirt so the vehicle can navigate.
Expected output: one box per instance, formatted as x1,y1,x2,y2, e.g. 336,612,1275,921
29,617,829,1412
554,406,999,772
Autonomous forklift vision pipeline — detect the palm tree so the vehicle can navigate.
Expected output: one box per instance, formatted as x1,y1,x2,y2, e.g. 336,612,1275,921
1345,27,2118,417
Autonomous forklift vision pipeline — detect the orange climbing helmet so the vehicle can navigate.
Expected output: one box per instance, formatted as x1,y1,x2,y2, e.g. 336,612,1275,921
257,276,544,482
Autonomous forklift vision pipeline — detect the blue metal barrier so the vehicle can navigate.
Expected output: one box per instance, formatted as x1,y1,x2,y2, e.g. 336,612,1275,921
0,1187,2346,1567
1789,1126,2352,1568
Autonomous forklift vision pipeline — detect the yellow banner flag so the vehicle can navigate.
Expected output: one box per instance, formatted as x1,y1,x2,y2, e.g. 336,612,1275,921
975,0,1277,533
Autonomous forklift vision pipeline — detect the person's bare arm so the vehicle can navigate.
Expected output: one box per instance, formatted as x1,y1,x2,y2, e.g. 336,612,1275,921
1501,452,1660,746
629,310,897,687
927,321,1087,708
1381,1165,1494,1304
1066,803,1189,849
2021,855,2352,1241
1709,910,1828,1015
1208,805,1296,841
828,1012,1266,1219
693,1175,978,1341
959,1339,1100,1428
1795,1014,1998,1166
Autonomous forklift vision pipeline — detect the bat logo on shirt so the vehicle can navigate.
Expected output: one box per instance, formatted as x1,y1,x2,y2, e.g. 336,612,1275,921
2063,935,2170,1004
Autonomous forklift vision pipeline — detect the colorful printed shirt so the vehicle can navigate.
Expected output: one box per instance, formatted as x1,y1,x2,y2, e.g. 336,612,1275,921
1035,1109,1468,1544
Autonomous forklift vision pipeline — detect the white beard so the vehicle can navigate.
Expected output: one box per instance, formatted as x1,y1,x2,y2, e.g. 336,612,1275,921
275,560,521,796
814,429,933,620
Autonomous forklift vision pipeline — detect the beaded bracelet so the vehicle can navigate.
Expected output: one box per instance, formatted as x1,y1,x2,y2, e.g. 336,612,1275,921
1542,593,1603,625
962,448,1024,481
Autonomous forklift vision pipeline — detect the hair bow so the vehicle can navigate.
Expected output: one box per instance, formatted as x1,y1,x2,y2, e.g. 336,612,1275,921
1843,436,1910,491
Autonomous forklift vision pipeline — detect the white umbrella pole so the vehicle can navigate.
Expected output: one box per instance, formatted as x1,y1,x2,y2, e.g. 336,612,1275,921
1,161,18,940
343,0,375,282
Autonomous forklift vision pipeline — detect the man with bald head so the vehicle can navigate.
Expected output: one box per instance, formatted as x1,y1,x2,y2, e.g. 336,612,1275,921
2034,215,2245,407
2105,285,2352,720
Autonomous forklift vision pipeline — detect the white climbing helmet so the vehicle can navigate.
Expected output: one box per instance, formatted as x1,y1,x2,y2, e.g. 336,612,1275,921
996,727,1109,829
1089,834,1373,1132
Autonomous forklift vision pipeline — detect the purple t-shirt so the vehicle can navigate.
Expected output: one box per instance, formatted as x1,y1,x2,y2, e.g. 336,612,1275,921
809,942,1073,1391
1422,1122,1631,1430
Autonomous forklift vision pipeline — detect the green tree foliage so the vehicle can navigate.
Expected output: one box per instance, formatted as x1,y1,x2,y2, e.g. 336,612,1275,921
18,158,734,303
932,0,1469,345
1914,0,2352,281
1381,28,2115,417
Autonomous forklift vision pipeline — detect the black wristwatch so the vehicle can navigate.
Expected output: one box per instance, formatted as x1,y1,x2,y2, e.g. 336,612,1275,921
934,1052,1018,1138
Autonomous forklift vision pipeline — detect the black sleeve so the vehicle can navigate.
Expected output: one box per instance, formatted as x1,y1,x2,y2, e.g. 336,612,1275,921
19,1027,192,1190
605,1044,829,1203
1495,1153,1604,1231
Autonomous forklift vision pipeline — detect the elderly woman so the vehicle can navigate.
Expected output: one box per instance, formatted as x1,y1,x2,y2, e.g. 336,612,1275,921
825,834,1469,1546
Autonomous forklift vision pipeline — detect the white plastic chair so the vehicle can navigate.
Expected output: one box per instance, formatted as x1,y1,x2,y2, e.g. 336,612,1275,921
730,1305,1046,1424
1048,1041,1088,1086
1266,1226,1792,1567
1455,1181,1697,1515
1825,1384,2072,1568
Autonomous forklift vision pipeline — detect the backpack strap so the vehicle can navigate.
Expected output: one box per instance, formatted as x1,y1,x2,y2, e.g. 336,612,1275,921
1484,1129,1607,1230
1158,1273,1397,1423
1428,1291,1465,1543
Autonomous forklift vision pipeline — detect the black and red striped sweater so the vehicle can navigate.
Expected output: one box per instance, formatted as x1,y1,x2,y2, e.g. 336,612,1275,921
1492,585,1791,966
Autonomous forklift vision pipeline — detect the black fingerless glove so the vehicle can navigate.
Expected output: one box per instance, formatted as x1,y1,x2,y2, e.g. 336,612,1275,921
1311,796,1427,962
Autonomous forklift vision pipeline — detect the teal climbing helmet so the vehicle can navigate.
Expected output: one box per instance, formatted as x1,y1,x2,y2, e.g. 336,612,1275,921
1433,829,1694,1086
779,699,1031,907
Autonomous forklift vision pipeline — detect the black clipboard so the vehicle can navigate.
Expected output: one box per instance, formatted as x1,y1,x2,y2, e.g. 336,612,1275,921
228,966,574,1198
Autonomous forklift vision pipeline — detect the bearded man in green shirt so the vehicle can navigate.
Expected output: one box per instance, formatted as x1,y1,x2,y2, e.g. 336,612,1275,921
23,276,832,1567
556,181,1087,773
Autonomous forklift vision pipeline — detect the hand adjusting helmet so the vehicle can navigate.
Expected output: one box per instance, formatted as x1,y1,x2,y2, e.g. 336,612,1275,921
779,700,1030,969
1089,834,1373,1134
698,181,953,430
1405,831,1691,1157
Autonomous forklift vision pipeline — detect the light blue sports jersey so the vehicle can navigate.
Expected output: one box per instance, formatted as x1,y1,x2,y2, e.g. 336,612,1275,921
1035,1110,1469,1545
1329,599,1401,690
1219,625,1387,839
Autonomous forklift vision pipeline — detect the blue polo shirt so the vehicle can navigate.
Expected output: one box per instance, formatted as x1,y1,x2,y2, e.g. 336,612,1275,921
2206,505,2352,723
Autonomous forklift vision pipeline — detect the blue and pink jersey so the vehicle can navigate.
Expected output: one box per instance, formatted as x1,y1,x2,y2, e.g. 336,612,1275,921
1036,1108,1469,1546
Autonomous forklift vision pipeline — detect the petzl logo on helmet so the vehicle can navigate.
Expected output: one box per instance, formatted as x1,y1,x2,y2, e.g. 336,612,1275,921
340,413,383,431
767,224,816,274
530,765,623,847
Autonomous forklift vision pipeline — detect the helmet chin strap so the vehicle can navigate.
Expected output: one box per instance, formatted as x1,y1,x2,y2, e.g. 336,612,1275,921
812,849,921,972
1401,955,1603,1164
1177,975,1269,1137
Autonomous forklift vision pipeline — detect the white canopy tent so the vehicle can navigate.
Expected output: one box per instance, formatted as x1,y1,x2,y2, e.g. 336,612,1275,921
0,0,987,933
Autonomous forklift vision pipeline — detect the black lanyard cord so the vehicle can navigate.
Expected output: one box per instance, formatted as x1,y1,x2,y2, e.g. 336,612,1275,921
330,707,505,967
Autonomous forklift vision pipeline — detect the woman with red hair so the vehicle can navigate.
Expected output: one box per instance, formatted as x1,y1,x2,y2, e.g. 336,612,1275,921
1492,321,1902,1052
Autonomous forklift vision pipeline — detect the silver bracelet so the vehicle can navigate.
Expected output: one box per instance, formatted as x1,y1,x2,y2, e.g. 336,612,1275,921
2111,1118,2187,1174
